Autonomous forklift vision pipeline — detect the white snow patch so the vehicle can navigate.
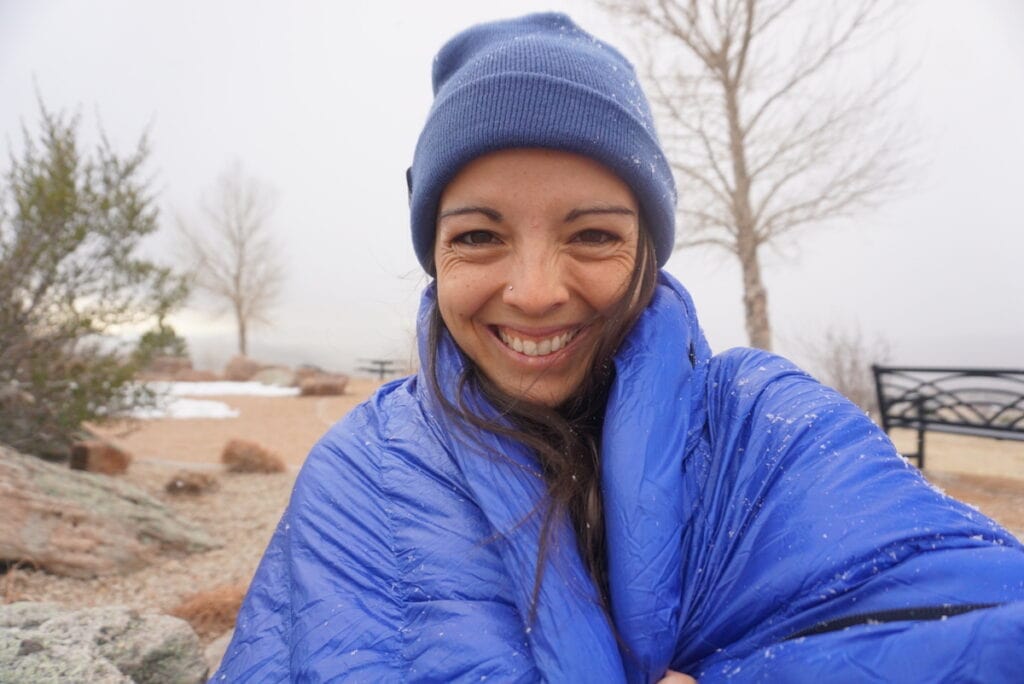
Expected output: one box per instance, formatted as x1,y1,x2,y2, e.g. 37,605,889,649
148,381,300,397
130,397,240,419
124,381,299,419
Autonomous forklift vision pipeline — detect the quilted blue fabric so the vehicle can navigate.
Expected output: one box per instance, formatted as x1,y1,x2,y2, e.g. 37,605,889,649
213,273,1024,682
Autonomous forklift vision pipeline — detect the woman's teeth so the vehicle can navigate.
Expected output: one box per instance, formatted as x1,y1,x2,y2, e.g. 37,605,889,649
498,328,577,357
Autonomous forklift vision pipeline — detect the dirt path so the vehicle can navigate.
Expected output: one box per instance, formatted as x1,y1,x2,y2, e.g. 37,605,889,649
90,377,385,467
889,428,1024,537
925,470,1024,539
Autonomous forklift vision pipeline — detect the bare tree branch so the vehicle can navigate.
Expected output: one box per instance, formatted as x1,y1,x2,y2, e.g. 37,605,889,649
598,0,913,350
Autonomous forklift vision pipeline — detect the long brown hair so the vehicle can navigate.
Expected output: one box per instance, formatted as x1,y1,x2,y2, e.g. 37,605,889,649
426,223,659,621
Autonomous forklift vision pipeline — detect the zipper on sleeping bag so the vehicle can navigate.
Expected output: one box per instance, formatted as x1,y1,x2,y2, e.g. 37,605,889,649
784,603,1001,640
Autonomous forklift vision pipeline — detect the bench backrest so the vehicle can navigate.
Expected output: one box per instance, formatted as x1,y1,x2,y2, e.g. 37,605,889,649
871,366,1024,440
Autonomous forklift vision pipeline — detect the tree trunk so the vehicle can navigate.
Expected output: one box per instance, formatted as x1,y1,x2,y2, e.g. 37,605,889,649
235,306,247,356
738,239,772,350
0,443,220,578
723,71,773,351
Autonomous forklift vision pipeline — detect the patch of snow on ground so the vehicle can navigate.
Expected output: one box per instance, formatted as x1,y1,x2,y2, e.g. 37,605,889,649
130,397,240,419
148,381,300,397
125,381,298,420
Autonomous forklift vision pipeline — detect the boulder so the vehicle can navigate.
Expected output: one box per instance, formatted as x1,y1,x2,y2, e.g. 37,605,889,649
0,443,220,578
164,471,219,496
293,364,327,385
250,366,297,387
0,630,129,683
0,602,64,629
69,440,132,475
220,439,285,474
222,355,264,382
298,373,349,397
0,602,207,684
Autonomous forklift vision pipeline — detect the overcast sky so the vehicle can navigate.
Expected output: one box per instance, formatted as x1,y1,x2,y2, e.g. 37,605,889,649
2,0,1022,374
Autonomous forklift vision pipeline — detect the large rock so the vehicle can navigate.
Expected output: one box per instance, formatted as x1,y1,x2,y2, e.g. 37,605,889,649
298,373,349,396
0,630,129,683
293,364,327,385
250,366,297,387
0,444,220,578
0,602,207,684
222,355,265,382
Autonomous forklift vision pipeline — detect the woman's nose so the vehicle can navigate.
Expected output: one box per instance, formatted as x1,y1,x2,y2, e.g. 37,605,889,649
502,252,569,316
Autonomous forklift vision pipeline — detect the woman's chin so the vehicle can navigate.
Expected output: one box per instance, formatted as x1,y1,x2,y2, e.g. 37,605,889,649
492,374,580,409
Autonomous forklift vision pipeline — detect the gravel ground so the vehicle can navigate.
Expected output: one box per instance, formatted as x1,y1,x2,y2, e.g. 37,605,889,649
4,462,296,646
926,470,1024,540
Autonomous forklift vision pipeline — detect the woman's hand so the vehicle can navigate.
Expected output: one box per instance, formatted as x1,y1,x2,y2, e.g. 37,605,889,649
658,670,696,684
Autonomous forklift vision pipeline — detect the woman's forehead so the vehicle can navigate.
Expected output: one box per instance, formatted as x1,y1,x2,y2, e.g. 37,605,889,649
439,148,639,211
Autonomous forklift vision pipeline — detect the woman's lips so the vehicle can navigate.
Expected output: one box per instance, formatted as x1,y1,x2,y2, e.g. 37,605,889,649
493,326,582,358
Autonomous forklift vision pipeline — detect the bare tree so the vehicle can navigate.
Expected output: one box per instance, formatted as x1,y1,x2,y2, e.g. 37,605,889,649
597,0,912,349
180,163,284,356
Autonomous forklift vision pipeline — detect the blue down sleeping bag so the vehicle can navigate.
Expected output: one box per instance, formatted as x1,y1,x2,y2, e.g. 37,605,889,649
213,273,1024,682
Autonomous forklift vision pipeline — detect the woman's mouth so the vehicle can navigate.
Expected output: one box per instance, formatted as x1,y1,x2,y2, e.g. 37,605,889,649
495,327,580,357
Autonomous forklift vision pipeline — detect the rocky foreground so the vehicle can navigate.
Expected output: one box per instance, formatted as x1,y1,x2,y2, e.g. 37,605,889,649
2,458,296,681
0,602,207,683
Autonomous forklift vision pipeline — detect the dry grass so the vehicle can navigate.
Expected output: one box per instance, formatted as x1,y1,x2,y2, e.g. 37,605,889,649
165,470,219,496
1,561,36,604
221,439,285,474
169,583,247,640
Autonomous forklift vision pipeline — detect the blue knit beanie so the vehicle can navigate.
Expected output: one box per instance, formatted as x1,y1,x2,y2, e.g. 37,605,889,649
408,12,676,272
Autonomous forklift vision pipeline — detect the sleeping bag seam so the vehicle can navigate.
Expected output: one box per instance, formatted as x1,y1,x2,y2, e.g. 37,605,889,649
374,433,411,682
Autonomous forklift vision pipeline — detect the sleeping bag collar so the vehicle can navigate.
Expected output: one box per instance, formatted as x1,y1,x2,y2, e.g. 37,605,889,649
414,271,712,683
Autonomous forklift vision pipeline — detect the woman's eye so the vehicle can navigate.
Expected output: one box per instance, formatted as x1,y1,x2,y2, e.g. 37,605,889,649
572,229,618,245
453,230,499,246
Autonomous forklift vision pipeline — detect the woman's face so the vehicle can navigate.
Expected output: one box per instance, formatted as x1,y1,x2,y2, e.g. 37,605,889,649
434,148,639,407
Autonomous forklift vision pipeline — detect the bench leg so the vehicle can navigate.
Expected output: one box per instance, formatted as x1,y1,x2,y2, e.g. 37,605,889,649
917,423,926,470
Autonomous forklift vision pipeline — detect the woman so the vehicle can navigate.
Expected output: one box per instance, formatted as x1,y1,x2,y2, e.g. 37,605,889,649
214,13,1024,682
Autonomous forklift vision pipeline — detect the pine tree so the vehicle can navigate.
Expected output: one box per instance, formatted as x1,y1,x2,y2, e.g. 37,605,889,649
0,103,187,457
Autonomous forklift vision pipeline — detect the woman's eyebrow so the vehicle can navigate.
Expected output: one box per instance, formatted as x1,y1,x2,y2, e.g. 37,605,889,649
437,206,503,222
564,206,636,222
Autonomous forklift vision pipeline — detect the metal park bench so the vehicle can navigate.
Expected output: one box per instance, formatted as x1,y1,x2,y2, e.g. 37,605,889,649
871,366,1024,468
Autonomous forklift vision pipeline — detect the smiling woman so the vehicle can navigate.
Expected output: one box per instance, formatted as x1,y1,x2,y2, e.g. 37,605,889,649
434,149,643,407
214,12,1024,684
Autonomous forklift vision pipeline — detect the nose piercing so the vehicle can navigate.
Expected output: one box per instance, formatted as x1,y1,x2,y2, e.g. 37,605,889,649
508,285,514,291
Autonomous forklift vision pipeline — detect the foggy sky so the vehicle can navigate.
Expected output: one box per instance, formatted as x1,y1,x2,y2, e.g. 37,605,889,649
1,0,1022,374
